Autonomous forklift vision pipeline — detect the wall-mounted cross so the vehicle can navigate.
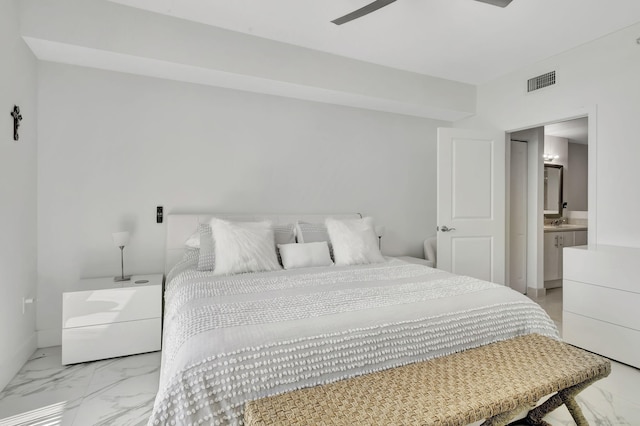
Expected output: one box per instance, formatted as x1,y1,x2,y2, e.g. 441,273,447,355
10,105,22,141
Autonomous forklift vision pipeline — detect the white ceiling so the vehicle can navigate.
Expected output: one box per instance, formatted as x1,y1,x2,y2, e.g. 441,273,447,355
108,0,640,85
545,117,588,144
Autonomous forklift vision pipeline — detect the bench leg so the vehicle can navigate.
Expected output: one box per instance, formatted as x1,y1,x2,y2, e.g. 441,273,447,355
521,376,601,426
559,384,591,426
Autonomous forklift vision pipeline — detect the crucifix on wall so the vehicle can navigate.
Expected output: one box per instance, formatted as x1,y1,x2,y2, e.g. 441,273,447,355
10,105,22,141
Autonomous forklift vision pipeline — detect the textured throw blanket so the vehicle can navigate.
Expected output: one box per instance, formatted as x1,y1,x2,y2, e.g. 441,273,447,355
148,254,558,425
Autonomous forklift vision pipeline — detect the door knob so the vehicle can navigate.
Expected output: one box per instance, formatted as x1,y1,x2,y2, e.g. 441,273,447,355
439,225,456,232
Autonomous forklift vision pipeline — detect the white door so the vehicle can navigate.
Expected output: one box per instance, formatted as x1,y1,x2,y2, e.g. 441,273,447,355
509,141,528,293
437,128,506,284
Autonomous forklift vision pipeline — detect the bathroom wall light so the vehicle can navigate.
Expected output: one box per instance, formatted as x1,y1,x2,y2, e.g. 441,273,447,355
543,153,559,162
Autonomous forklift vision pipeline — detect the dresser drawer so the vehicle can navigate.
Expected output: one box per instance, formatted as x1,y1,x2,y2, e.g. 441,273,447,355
564,280,640,331
63,284,161,328
62,318,161,364
563,312,640,369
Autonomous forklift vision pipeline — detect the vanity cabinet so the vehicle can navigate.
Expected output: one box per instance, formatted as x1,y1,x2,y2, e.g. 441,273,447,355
543,229,587,284
574,230,587,246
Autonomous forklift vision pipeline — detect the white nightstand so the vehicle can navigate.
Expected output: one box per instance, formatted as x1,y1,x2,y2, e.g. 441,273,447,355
62,274,163,365
395,256,434,268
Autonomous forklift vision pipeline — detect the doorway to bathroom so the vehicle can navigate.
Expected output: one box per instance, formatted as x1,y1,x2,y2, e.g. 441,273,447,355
507,116,591,297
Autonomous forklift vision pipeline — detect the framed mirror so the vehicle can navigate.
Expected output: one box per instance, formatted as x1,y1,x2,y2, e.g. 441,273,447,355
544,164,563,217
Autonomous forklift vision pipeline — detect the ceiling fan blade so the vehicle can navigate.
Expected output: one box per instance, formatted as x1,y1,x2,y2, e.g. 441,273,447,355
474,0,514,7
331,0,397,25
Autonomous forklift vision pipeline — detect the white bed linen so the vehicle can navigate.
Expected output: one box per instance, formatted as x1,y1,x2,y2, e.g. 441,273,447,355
149,254,558,426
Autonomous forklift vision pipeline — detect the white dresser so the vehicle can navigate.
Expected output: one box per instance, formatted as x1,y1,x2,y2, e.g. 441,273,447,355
62,274,163,365
563,245,640,368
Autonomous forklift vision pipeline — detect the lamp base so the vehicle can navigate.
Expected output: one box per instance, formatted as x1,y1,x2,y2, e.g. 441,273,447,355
114,275,132,282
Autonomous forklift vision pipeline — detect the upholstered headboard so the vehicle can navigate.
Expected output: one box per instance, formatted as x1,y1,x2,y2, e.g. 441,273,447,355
164,213,362,275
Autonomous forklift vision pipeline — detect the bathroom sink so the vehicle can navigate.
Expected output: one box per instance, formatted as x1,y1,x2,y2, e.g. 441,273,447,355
544,224,588,231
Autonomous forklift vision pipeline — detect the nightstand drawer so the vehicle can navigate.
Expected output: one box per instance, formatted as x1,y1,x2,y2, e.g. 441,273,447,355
63,284,161,328
62,318,161,364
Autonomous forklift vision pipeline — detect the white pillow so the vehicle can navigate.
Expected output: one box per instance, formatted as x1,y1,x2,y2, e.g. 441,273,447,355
184,231,200,248
278,242,334,270
325,217,385,266
209,218,282,275
185,223,295,249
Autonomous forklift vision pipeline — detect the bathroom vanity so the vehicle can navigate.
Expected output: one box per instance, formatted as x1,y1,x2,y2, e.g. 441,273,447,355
543,225,587,287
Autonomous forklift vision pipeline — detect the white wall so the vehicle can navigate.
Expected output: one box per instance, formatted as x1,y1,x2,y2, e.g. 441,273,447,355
0,1,38,390
567,142,588,212
543,135,568,169
37,62,447,346
457,21,640,248
20,0,475,121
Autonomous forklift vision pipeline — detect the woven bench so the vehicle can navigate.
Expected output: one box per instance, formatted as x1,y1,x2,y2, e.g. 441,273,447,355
245,334,610,426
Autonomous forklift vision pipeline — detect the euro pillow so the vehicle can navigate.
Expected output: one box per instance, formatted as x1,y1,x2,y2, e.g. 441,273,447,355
210,218,282,276
325,217,385,266
278,242,334,270
188,223,295,247
273,223,296,245
273,223,296,266
295,221,334,259
196,223,215,271
295,221,330,243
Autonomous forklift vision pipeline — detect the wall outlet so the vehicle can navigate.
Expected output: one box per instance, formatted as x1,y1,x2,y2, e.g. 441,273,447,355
22,297,34,314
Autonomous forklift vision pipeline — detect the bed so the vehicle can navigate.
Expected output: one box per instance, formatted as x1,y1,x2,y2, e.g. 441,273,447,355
148,214,559,426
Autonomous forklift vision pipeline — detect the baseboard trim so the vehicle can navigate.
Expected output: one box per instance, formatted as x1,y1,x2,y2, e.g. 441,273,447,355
0,333,37,392
527,286,547,298
544,279,562,289
37,328,62,348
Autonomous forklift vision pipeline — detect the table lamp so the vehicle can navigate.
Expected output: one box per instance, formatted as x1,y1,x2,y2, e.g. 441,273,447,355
375,225,386,249
112,231,131,282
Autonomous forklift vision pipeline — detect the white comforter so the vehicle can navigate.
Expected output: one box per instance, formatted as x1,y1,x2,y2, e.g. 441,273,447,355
148,254,558,425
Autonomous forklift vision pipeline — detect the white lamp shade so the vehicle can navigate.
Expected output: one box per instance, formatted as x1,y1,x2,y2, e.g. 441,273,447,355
112,231,130,247
375,225,386,237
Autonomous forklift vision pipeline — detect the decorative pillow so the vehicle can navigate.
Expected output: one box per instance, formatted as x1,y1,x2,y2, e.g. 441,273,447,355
210,218,282,276
196,223,215,271
295,221,335,259
295,221,330,243
325,217,385,266
184,246,200,259
190,224,294,247
273,223,296,245
273,223,296,265
278,242,334,270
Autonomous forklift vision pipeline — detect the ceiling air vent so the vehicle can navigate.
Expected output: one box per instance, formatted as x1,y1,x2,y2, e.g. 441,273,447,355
527,71,556,92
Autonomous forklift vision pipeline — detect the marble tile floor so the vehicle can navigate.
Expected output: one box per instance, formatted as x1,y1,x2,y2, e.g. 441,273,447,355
1,289,639,425
528,287,640,425
0,349,160,426
529,287,564,335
